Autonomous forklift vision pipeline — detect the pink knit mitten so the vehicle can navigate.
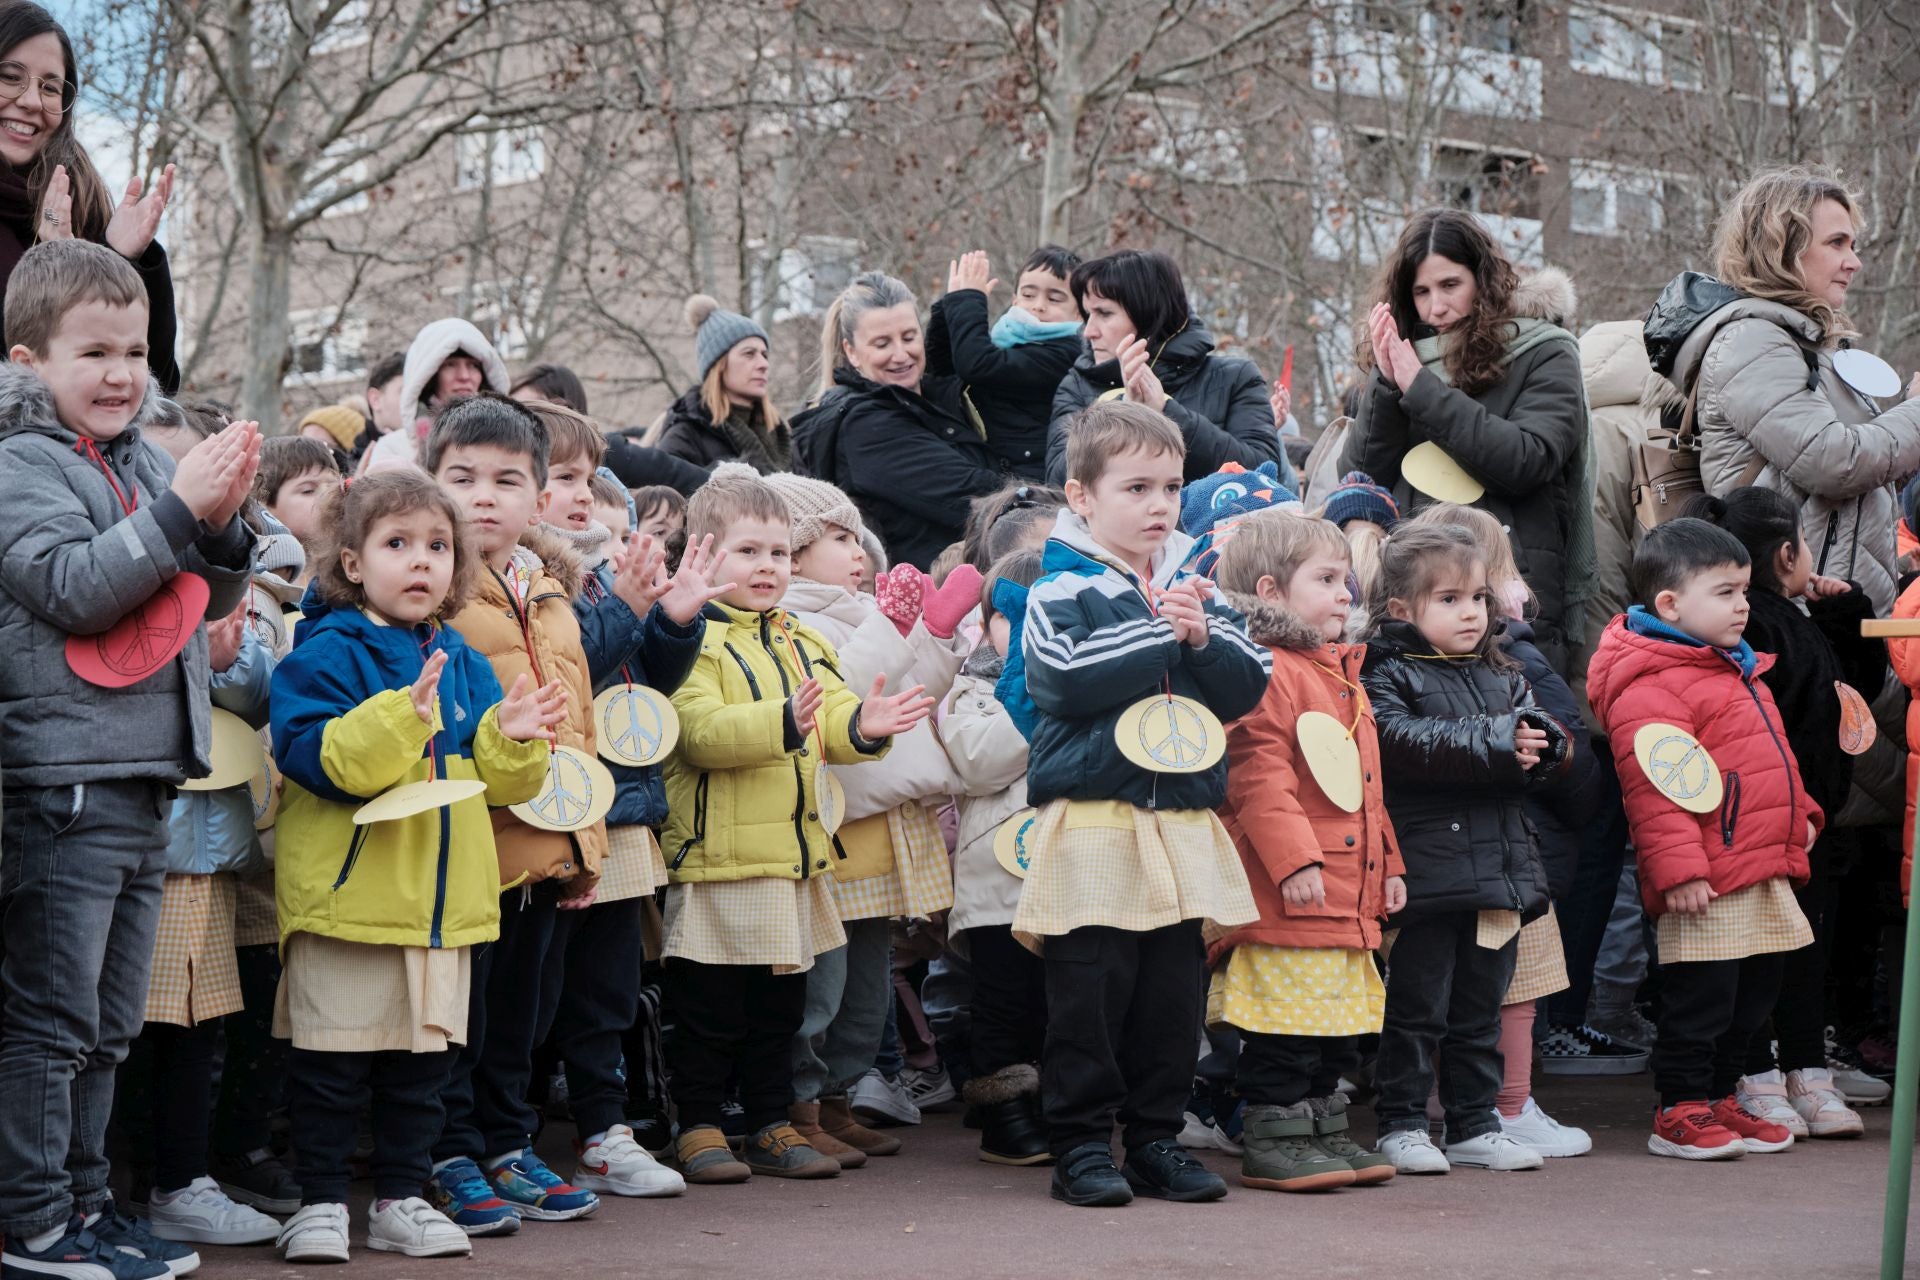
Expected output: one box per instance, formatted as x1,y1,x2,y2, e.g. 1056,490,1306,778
874,563,926,635
922,564,984,639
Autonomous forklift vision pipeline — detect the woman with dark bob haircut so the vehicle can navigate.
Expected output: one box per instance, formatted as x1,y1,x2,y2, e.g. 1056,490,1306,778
1045,248,1288,487
1340,208,1592,675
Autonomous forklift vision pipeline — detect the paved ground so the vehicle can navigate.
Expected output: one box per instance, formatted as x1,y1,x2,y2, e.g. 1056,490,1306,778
188,1075,1916,1279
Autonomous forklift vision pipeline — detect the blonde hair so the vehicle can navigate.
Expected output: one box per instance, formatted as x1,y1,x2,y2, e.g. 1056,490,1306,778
1407,502,1535,617
687,467,789,543
701,358,785,434
1344,518,1388,603
817,271,916,395
1064,400,1185,487
1714,165,1861,341
1213,510,1349,597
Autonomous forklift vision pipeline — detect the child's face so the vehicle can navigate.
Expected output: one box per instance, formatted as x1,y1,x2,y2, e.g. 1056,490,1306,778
595,498,630,543
1015,268,1078,325
1392,567,1490,656
1658,561,1751,648
434,443,548,566
987,611,1012,658
544,451,596,532
271,465,344,547
639,501,683,544
341,507,456,625
11,301,150,442
793,523,867,593
1267,551,1353,642
713,515,792,612
1066,445,1184,578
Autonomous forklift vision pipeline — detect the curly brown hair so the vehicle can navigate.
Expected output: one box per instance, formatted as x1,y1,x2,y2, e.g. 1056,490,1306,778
1360,209,1519,397
313,471,480,622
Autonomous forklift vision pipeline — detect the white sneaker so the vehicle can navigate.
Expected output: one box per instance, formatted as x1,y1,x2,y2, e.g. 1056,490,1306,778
1496,1097,1592,1157
276,1203,349,1264
900,1066,957,1111
147,1177,283,1246
1735,1070,1808,1139
1443,1129,1545,1171
1830,1062,1892,1107
849,1068,922,1126
1177,1110,1218,1149
575,1125,687,1197
366,1197,470,1258
1376,1128,1450,1174
1787,1068,1866,1138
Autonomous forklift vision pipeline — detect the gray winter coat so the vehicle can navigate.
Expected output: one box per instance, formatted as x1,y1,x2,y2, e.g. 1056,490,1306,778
0,364,255,787
1671,296,1920,616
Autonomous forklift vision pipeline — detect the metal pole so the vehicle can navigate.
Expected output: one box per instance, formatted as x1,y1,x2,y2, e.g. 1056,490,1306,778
1880,825,1920,1277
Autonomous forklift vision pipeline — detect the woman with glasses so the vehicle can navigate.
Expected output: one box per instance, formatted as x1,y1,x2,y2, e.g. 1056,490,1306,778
0,1,179,392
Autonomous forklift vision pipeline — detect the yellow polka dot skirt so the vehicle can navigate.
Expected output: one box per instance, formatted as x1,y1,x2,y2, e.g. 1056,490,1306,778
1207,943,1385,1037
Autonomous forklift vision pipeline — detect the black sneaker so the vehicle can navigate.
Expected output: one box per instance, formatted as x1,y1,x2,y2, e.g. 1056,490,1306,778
1122,1139,1228,1203
210,1147,303,1216
1539,1024,1650,1076
628,1113,675,1158
1050,1142,1132,1207
978,1097,1053,1167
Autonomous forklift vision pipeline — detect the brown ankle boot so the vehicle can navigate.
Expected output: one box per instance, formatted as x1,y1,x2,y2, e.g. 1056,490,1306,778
821,1094,902,1156
789,1100,868,1168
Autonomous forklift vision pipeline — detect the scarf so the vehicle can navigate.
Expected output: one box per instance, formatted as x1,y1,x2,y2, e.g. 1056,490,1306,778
545,519,613,569
989,306,1083,350
718,404,789,474
1625,605,1757,679
1413,318,1598,646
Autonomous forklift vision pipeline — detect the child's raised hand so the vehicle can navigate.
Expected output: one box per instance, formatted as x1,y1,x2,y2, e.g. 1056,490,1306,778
656,533,738,625
1269,378,1292,427
1384,875,1407,915
859,673,933,738
1664,877,1716,916
790,677,824,739
611,532,669,617
498,672,569,742
947,250,997,297
1804,574,1851,600
1515,722,1549,769
170,426,246,521
874,564,927,634
206,606,247,673
205,421,264,529
1160,582,1210,649
1281,864,1326,908
411,650,450,724
1118,336,1168,412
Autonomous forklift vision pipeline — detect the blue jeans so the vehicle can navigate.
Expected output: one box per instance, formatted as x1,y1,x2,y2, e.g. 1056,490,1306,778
793,917,892,1101
0,780,169,1236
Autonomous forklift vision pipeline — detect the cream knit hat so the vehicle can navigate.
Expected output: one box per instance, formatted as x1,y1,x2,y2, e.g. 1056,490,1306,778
759,470,865,552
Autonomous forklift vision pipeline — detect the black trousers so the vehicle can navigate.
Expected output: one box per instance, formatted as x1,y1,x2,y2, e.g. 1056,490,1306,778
549,896,645,1140
289,1046,453,1203
1041,921,1203,1158
663,959,807,1132
965,925,1047,1080
1748,837,1838,1075
1238,1032,1360,1108
1548,752,1629,1026
211,942,287,1158
117,1020,222,1194
1654,951,1786,1107
1376,912,1516,1142
623,969,669,1121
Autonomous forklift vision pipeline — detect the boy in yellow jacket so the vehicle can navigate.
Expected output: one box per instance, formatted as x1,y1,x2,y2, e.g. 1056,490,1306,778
660,468,932,1182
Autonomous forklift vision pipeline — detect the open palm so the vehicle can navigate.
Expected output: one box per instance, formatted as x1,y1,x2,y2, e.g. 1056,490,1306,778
656,534,737,625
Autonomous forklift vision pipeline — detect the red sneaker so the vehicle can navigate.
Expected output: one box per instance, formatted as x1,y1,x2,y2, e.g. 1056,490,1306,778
1709,1096,1795,1152
1648,1102,1747,1160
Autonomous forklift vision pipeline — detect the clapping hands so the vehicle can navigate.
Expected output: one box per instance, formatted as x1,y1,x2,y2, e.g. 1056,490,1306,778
1161,578,1213,649
1368,303,1422,393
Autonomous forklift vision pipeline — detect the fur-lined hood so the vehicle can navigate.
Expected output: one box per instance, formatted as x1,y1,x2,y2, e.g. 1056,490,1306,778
0,358,164,448
1512,266,1578,328
1226,590,1340,652
515,523,587,599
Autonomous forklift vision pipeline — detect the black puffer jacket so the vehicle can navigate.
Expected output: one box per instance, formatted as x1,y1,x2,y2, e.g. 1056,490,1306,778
1361,618,1566,923
1046,320,1287,487
654,387,790,473
927,288,1080,481
1745,586,1879,824
1499,616,1604,899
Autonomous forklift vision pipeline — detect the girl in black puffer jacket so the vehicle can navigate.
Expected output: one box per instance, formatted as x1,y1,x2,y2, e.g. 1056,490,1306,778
1360,524,1570,1173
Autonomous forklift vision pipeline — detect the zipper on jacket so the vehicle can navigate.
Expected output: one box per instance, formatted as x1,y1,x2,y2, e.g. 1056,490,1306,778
724,643,762,698
429,743,450,947
756,614,813,878
672,772,709,870
332,826,371,891
1816,510,1840,577
1740,677,1801,848
1719,771,1742,849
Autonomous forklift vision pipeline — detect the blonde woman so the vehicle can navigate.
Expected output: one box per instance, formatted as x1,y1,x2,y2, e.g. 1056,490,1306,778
654,295,790,472
1648,165,1920,614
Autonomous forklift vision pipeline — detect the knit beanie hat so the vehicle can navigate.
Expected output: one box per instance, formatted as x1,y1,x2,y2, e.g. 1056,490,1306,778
1321,471,1400,531
755,468,866,553
297,403,365,452
687,294,771,383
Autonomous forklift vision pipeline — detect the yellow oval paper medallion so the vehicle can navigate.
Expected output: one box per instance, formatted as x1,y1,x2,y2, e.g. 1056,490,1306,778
1836,681,1876,756
1402,441,1485,504
993,807,1040,879
182,708,268,792
1297,710,1364,813
353,777,489,825
511,745,618,833
815,765,846,836
1115,694,1226,775
1632,722,1723,815
249,753,282,831
594,683,680,767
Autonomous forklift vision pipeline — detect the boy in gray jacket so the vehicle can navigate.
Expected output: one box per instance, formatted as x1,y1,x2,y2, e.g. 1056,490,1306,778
0,241,260,1280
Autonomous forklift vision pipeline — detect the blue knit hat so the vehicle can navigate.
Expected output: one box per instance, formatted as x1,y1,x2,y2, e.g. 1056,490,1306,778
1321,471,1400,531
1179,460,1302,577
686,294,770,382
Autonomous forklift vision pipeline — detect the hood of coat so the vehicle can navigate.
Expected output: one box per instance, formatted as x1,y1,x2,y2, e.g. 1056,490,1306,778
1040,507,1196,592
779,576,863,625
1071,317,1221,388
1512,266,1578,328
0,358,163,448
1225,590,1336,652
1584,610,1775,724
1581,318,1683,413
1649,274,1821,397
514,522,587,600
293,586,450,668
399,317,511,428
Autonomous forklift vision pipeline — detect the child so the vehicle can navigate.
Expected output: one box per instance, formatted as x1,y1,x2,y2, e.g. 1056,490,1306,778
942,548,1049,1164
959,482,1068,570
1360,524,1567,1175
269,470,564,1263
362,318,509,473
255,436,345,565
1688,490,1872,1140
658,468,933,1182
420,394,607,1231
590,470,633,543
1014,400,1269,1207
1320,470,1398,605
760,469,973,1165
1586,517,1819,1160
1207,510,1404,1192
634,484,688,567
928,246,1084,480
0,240,261,1280
294,404,361,474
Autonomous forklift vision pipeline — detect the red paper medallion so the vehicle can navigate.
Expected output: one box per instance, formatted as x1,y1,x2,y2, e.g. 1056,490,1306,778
66,572,210,689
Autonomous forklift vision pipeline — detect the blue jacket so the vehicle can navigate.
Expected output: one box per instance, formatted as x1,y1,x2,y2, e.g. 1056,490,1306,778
165,629,275,876
575,561,704,827
1020,511,1269,810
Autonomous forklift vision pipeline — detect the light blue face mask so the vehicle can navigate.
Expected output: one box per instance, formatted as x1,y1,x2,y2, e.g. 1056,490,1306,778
990,305,1084,351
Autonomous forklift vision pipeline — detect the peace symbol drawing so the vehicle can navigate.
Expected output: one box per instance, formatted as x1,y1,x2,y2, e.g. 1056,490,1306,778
993,807,1040,879
814,765,847,836
512,745,617,833
67,572,210,689
250,753,282,831
1632,722,1723,815
594,684,680,767
1114,694,1226,775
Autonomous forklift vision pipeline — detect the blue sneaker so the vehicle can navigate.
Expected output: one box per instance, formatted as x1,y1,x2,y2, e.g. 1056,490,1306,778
424,1158,522,1236
2,1213,176,1280
88,1205,200,1277
486,1150,599,1221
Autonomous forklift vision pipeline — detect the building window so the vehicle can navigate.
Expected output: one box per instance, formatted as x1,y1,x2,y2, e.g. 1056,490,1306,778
1457,0,1526,55
451,281,539,361
285,308,368,385
1568,5,1698,89
296,136,370,219
1766,36,1843,106
455,126,545,191
753,236,859,324
1432,144,1542,220
1570,162,1667,236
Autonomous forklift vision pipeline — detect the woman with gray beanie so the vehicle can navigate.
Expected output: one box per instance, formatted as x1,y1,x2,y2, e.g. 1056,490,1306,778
654,294,791,471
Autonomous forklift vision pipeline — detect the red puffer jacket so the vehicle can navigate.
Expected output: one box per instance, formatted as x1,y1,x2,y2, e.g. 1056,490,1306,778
1210,596,1405,965
1586,612,1817,916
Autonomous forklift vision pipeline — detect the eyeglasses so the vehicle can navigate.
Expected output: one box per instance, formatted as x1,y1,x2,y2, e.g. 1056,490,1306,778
0,62,76,117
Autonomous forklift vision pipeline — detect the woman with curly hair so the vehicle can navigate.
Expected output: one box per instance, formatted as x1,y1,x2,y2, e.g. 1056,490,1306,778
1340,209,1592,675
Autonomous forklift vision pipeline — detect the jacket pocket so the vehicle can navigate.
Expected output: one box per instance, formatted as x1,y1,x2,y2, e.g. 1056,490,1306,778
671,772,709,871
1718,771,1742,848
331,825,371,891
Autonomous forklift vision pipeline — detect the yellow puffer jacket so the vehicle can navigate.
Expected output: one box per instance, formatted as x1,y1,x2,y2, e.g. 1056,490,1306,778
448,529,605,890
664,602,887,882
